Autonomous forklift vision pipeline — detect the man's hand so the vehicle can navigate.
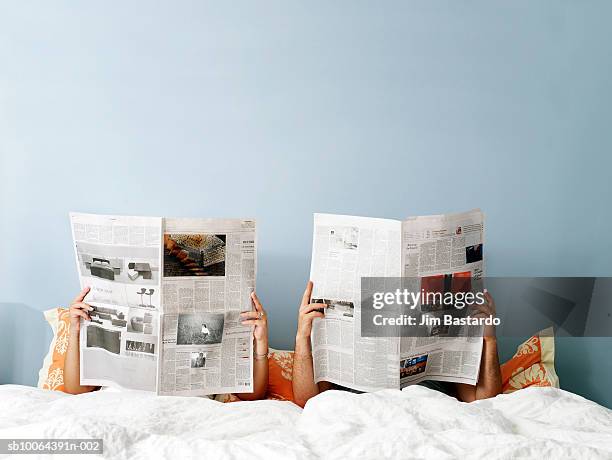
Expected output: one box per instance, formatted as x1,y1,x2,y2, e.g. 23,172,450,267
469,289,496,340
69,287,93,334
296,281,327,340
457,289,502,402
292,281,327,407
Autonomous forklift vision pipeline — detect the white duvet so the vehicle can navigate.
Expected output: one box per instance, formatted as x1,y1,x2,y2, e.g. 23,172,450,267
0,384,611,459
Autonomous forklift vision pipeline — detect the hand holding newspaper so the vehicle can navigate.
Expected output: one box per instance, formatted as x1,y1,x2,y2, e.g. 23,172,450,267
70,213,256,395
309,209,485,392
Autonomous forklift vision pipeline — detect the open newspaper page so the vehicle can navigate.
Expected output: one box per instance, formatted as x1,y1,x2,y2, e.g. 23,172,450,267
310,213,402,392
70,212,162,391
158,218,256,396
399,209,485,387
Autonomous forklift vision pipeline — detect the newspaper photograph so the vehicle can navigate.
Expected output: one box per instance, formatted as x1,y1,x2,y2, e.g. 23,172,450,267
70,212,162,391
309,210,485,392
158,218,256,396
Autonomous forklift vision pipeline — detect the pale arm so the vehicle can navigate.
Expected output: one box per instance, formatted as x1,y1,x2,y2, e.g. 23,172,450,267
64,287,98,395
234,338,269,401
235,292,269,400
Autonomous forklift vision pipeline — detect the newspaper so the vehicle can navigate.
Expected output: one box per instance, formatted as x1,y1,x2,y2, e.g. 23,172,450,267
70,213,163,391
70,213,256,395
158,218,256,396
309,210,485,392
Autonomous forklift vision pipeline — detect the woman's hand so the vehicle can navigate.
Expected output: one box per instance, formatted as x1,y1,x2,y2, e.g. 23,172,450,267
296,281,327,341
235,292,269,400
69,287,93,334
240,292,268,354
64,286,99,395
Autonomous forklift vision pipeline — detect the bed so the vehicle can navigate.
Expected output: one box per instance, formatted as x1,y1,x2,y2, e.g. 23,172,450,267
1,384,611,459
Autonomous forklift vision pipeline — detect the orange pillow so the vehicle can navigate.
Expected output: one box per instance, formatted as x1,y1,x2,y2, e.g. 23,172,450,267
217,349,294,403
266,349,294,401
39,307,71,392
500,327,559,393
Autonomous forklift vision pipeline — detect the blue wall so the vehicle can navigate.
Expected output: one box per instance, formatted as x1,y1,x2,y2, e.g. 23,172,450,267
1,2,611,407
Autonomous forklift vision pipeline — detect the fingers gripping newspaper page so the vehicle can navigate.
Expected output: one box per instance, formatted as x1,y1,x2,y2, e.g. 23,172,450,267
158,218,256,396
400,209,485,387
310,214,402,392
70,213,162,391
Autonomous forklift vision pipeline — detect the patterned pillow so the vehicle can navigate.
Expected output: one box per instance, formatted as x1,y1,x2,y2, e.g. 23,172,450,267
500,327,559,393
266,349,294,401
216,349,294,403
38,308,72,392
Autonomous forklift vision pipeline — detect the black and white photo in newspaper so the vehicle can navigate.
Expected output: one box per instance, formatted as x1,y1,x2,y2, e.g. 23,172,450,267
309,213,402,392
158,218,256,396
70,212,163,391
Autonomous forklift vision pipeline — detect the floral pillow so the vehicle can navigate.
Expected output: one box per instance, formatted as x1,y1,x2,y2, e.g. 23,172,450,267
266,349,294,401
215,349,294,403
38,308,71,391
500,327,559,393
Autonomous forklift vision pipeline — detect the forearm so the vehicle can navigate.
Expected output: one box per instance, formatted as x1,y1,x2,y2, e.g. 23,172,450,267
456,337,502,402
292,336,319,407
475,337,502,400
64,331,97,395
235,339,268,400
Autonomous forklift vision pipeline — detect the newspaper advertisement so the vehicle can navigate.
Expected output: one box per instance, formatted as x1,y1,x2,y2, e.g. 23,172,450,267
158,218,256,396
70,212,162,391
399,209,485,387
309,210,485,392
310,213,403,392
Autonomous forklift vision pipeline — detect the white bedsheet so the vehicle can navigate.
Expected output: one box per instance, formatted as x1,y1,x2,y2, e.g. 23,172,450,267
0,384,610,459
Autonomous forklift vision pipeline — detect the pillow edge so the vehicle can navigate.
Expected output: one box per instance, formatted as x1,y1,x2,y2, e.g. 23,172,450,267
37,308,62,389
539,326,559,388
